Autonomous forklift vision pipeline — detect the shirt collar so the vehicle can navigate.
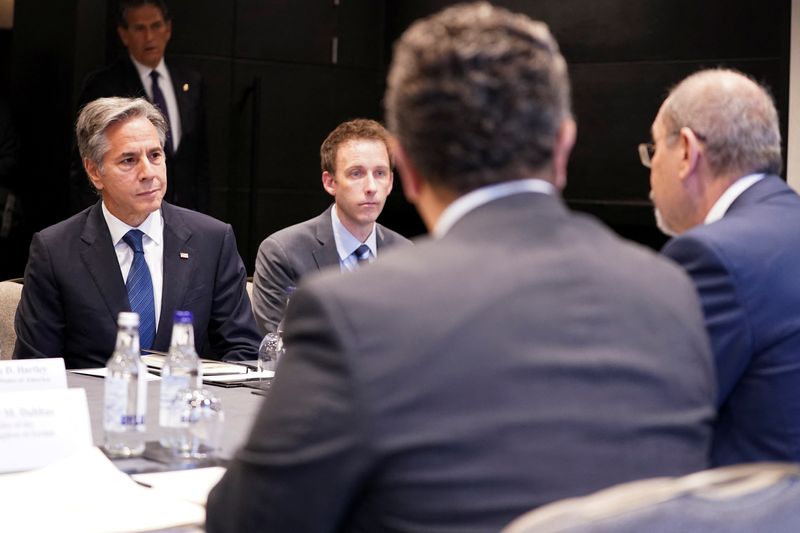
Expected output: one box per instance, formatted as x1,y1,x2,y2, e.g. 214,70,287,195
704,173,765,225
331,205,377,260
102,202,163,247
130,56,168,88
434,178,556,238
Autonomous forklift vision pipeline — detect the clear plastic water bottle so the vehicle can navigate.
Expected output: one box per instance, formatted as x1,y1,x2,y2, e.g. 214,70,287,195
160,310,202,450
103,311,147,457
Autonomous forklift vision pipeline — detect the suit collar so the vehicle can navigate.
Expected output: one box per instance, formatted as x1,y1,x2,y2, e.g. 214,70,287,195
311,205,342,270
444,192,568,242
117,56,147,95
727,175,792,214
80,202,130,326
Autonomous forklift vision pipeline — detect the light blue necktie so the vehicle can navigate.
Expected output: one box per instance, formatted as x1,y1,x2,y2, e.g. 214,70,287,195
122,229,155,350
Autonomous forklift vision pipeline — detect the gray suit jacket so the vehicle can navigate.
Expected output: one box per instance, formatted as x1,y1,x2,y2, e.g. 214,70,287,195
252,205,411,333
208,192,716,533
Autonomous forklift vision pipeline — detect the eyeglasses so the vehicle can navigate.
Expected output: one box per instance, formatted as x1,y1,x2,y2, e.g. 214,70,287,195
638,143,655,168
638,130,706,169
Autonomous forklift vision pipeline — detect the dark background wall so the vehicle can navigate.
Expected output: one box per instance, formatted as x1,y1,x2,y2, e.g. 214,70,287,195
1,0,792,278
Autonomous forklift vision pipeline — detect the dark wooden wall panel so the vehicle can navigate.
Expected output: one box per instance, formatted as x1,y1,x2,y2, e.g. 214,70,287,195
567,59,787,202
234,0,335,63
168,0,235,57
337,0,386,68
385,0,791,249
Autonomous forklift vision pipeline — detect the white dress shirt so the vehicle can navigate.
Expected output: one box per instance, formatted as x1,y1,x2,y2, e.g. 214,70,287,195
102,204,165,329
130,56,182,150
331,205,378,272
704,173,765,224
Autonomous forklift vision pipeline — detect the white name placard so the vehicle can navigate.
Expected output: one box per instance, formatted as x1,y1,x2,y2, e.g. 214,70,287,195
0,388,93,473
0,358,67,391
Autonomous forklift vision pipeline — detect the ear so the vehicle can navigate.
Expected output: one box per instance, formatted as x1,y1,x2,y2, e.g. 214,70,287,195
386,168,394,196
390,138,422,205
164,19,173,43
552,118,576,191
321,171,336,197
84,158,104,191
677,126,702,181
117,25,129,48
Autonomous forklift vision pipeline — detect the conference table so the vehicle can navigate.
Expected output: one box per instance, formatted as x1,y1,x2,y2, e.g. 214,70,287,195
60,371,266,532
66,371,265,470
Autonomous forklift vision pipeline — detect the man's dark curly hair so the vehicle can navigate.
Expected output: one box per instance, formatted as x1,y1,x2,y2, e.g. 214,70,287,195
385,2,571,193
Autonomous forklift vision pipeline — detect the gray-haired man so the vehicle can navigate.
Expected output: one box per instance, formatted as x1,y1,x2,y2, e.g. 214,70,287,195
645,68,800,466
15,96,259,367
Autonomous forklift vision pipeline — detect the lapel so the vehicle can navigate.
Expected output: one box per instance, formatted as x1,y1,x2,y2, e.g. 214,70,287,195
79,202,130,324
120,56,147,97
154,202,195,347
311,205,341,270
375,224,386,250
166,60,195,151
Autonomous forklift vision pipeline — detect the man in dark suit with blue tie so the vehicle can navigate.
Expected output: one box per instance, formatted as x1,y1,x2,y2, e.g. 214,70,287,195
645,68,800,466
207,4,715,532
14,96,259,368
70,0,209,214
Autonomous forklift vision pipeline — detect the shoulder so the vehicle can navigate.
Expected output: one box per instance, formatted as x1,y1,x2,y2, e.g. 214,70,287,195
82,57,136,89
376,223,412,247
165,58,204,84
36,205,95,242
261,212,327,249
163,203,231,236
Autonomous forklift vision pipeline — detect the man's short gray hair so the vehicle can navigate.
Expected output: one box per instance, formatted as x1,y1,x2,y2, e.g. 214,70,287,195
661,69,782,177
385,1,571,193
76,96,168,171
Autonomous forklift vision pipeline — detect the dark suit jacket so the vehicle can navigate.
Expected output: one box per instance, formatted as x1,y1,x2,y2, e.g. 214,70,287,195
13,201,260,368
207,192,715,533
251,205,411,334
661,175,800,466
70,55,209,213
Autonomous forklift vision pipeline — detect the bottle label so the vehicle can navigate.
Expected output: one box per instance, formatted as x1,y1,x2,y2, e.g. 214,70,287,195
103,375,146,432
159,374,191,427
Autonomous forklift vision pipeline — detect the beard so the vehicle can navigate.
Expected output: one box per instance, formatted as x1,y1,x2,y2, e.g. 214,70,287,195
653,207,679,237
650,191,679,237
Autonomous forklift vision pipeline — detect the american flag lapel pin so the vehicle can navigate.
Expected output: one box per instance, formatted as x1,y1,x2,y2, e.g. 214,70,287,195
180,252,189,259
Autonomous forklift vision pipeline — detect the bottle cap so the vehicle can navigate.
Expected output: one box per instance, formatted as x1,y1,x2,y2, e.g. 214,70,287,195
117,311,140,327
173,310,193,324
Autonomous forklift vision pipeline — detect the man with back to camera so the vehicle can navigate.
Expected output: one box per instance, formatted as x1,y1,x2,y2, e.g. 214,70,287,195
644,68,800,466
206,3,715,532
251,118,410,334
70,0,209,214
14,96,260,368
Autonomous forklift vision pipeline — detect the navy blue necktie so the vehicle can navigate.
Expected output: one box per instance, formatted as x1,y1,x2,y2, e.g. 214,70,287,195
149,70,173,155
122,230,156,350
353,244,371,265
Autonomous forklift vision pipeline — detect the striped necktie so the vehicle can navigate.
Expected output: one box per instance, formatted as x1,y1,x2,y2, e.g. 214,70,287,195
122,229,156,350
